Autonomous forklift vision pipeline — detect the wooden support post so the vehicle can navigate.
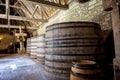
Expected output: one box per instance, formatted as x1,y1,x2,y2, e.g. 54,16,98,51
19,27,22,51
112,0,120,57
6,0,10,30
13,30,16,53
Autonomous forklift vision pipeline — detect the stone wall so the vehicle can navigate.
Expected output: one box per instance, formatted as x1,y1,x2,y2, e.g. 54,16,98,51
37,0,112,36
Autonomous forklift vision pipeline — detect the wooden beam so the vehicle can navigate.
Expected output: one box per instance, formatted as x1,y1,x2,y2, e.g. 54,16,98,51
10,15,46,22
0,24,38,29
112,0,120,57
0,14,48,22
32,5,39,17
22,0,68,10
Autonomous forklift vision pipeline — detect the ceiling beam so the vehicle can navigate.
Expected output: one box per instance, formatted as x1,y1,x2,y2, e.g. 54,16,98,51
10,15,47,22
0,3,22,9
22,0,68,10
32,5,39,17
0,14,48,22
0,24,38,29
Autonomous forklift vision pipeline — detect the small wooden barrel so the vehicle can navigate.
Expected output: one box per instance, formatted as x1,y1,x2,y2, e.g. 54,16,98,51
78,0,90,3
36,34,45,64
113,57,120,80
45,22,104,80
70,60,98,80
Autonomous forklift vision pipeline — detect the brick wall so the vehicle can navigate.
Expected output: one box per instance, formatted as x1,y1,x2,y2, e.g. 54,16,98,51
37,0,112,36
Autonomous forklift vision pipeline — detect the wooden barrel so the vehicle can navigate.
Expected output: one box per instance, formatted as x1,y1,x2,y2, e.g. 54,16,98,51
45,22,104,80
70,60,98,80
36,34,45,64
26,38,31,54
30,37,38,59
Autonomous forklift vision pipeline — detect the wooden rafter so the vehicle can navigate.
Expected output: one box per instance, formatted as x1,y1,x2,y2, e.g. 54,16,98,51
20,0,68,10
0,1,48,23
0,3,21,9
112,0,120,57
32,5,39,17
20,1,32,16
6,0,69,30
0,24,38,29
0,14,48,22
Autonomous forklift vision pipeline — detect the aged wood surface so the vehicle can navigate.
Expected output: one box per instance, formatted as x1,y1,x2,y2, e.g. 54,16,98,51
112,0,120,57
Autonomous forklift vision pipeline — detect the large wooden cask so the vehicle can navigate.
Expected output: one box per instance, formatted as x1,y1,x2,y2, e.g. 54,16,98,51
0,33,13,50
45,22,104,80
36,34,45,64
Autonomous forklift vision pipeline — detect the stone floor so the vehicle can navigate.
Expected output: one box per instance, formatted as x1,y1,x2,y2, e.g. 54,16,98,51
0,54,114,80
0,54,50,80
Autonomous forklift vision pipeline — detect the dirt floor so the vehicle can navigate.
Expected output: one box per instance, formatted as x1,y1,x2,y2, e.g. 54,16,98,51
0,54,54,80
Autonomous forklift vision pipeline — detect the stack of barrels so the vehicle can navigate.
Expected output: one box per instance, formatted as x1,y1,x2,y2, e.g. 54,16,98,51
30,37,38,58
36,34,45,64
27,34,46,64
45,22,105,80
26,38,31,54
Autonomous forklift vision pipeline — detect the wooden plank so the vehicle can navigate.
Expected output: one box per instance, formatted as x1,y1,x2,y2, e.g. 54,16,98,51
15,33,27,36
112,0,120,57
23,0,68,10
0,24,38,29
0,14,48,22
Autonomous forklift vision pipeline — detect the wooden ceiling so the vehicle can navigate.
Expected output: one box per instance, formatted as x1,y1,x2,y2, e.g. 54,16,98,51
0,0,69,31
